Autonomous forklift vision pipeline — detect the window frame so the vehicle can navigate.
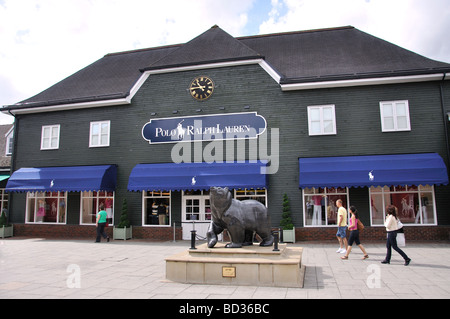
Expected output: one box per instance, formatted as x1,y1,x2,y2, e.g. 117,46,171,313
5,127,13,156
182,190,210,223
302,187,349,227
0,189,9,214
25,191,67,224
89,120,111,148
40,125,60,150
379,100,411,132
369,185,437,226
234,188,268,207
142,190,171,227
80,191,115,225
307,104,337,136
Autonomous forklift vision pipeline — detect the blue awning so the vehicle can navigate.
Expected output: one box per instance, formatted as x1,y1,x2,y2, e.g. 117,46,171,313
299,153,448,188
6,165,117,192
128,161,268,191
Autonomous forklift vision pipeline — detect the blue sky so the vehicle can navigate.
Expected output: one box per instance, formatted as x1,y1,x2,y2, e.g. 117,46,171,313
245,0,275,35
1,0,449,124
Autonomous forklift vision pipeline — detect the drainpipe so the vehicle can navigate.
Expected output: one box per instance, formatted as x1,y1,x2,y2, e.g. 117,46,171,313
7,110,16,171
6,110,17,224
440,73,450,177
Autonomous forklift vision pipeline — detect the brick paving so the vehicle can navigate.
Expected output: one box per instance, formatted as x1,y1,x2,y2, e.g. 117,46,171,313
1,237,450,299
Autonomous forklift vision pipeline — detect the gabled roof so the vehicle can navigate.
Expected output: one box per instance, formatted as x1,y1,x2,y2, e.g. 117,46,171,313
144,25,262,71
14,45,179,108
3,25,450,112
239,26,450,83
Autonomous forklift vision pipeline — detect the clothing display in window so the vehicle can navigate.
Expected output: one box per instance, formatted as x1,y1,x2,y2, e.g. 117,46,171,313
312,195,323,225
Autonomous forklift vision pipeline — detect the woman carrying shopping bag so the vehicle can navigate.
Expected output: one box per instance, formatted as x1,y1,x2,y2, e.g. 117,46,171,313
382,205,411,266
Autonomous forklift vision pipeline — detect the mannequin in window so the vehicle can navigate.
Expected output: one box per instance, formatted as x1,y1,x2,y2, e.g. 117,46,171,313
416,194,429,224
59,199,66,223
152,201,158,224
105,197,113,224
157,202,166,225
37,199,45,222
312,195,324,225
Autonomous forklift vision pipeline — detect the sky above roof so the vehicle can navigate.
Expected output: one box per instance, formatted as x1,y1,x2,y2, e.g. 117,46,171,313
1,0,449,124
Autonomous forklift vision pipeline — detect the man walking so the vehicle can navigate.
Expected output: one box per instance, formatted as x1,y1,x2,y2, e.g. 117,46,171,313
336,199,348,254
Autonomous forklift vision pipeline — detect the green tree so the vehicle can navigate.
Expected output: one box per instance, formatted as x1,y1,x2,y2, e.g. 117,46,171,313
117,198,130,228
280,193,294,230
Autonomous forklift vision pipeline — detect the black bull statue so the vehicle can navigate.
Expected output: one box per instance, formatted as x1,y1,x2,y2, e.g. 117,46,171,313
207,187,274,248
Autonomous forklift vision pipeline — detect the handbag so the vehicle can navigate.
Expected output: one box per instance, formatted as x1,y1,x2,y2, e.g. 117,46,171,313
397,232,406,247
357,219,364,231
397,218,404,231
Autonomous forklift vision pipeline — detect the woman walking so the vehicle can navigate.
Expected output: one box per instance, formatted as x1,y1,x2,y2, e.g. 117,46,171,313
341,206,369,260
382,205,411,266
95,203,110,243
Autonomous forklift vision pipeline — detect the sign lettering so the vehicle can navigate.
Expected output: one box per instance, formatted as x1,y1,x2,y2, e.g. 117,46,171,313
142,112,267,144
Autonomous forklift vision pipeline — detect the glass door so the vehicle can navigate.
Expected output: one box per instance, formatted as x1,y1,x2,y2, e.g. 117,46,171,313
182,190,212,240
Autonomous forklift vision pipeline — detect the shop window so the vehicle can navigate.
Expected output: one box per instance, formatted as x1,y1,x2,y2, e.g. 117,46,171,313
370,185,436,226
0,189,8,215
5,128,13,156
234,188,267,206
303,187,349,226
307,105,336,136
26,191,67,224
379,100,411,132
41,125,60,150
80,191,114,225
143,191,171,226
89,121,110,147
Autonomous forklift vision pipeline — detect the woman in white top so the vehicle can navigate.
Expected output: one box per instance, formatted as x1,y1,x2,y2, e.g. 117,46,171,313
382,205,411,266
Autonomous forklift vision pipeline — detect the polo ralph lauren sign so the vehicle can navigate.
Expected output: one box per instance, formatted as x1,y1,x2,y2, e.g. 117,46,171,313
142,112,267,144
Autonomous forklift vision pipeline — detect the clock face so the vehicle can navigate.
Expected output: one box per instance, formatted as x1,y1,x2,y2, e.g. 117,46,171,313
189,76,214,100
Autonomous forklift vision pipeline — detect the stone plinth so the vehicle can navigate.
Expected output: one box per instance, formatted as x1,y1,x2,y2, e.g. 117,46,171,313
165,243,304,288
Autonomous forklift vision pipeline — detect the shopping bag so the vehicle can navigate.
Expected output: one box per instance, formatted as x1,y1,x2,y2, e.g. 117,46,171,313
397,232,405,247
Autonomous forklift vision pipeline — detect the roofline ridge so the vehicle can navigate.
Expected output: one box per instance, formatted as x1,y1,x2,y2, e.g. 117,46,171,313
141,55,263,72
237,26,354,40
104,43,182,57
103,26,355,58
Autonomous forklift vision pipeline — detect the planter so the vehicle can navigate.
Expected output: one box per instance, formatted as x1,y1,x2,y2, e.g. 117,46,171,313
113,226,132,240
0,225,13,238
282,227,295,243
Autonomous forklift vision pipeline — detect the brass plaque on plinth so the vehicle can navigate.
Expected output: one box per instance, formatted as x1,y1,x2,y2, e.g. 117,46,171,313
222,266,236,278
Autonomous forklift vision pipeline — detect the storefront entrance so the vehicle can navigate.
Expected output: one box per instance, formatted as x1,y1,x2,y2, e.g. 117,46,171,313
181,190,217,240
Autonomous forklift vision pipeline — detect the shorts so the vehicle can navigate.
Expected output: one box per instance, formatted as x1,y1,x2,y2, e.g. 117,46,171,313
348,229,360,246
336,226,347,238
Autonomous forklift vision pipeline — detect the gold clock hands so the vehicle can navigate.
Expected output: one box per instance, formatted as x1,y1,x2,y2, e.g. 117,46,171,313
196,80,205,91
189,85,205,91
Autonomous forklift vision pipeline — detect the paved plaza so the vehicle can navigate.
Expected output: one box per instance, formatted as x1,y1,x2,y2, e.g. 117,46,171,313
1,237,450,299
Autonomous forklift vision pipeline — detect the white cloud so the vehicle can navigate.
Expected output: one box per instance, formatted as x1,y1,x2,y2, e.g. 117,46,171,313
259,0,450,63
0,0,255,117
0,0,449,125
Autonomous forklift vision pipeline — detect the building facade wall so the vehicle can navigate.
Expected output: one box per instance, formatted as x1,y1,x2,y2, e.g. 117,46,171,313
8,63,450,240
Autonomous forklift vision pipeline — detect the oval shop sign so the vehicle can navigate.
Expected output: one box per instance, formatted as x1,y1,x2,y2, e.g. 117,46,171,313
142,112,267,144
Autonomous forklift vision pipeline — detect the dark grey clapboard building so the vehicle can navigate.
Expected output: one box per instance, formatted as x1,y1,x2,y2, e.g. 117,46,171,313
3,25,450,241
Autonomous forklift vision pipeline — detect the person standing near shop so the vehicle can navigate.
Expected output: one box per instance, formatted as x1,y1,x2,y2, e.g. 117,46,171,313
382,205,411,265
336,199,348,254
157,202,167,225
95,203,110,243
341,206,369,260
